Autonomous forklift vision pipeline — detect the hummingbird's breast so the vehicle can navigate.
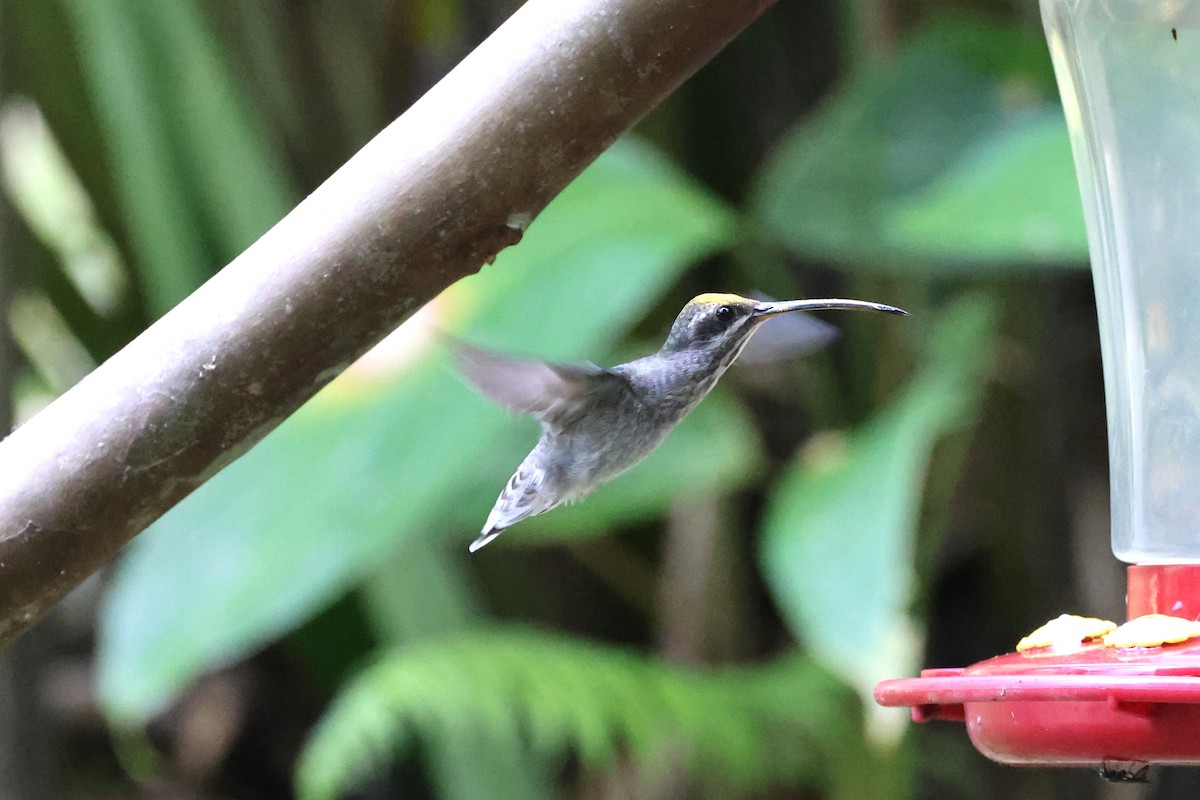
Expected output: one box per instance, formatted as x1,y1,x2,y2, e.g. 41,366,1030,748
543,386,670,490
534,349,738,499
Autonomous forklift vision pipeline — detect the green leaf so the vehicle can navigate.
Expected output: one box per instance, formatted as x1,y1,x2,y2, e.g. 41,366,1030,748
59,0,293,314
295,630,855,800
97,139,738,722
60,0,209,311
127,0,294,256
886,111,1084,262
760,296,998,715
751,19,1086,271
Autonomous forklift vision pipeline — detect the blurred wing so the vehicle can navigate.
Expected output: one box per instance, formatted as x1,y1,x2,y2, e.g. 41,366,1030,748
451,339,633,428
738,311,838,364
738,290,839,364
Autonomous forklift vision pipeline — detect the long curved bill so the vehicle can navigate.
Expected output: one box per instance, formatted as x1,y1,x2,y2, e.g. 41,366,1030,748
752,298,908,318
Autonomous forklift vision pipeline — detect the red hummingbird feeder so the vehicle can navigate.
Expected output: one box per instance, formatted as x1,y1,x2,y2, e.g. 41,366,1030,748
875,0,1200,778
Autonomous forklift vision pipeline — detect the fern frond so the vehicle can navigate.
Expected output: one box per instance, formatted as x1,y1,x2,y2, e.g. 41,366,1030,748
295,628,860,800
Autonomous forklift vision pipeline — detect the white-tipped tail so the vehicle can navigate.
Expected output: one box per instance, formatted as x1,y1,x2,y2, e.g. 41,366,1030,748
469,527,504,552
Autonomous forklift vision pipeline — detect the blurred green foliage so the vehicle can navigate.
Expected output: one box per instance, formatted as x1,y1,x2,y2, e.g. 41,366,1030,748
752,20,1086,270
762,295,998,733
296,631,860,800
62,0,295,313
1,1,1120,799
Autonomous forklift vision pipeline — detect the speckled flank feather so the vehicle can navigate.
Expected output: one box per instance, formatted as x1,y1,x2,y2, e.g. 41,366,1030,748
470,455,554,552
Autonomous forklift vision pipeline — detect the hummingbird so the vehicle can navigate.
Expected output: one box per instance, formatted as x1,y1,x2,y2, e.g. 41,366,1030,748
456,293,907,551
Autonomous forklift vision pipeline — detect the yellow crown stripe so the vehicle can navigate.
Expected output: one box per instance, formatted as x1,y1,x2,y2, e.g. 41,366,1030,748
689,292,752,308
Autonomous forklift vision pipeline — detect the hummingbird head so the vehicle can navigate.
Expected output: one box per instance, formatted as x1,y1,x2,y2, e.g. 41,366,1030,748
661,293,759,355
661,293,907,358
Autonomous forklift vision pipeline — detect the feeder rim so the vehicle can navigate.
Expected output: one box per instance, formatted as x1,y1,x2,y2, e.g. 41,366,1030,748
876,672,1200,706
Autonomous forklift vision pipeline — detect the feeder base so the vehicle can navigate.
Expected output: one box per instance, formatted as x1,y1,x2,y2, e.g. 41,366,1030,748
875,564,1200,769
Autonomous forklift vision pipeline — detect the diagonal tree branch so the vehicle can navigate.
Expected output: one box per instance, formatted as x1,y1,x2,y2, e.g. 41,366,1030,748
0,0,776,647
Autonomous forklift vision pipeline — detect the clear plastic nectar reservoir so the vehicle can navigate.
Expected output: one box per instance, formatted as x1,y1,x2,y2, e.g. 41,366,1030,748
1041,0,1200,561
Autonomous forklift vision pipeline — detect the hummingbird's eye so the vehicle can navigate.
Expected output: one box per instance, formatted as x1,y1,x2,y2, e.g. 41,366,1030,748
715,305,735,323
